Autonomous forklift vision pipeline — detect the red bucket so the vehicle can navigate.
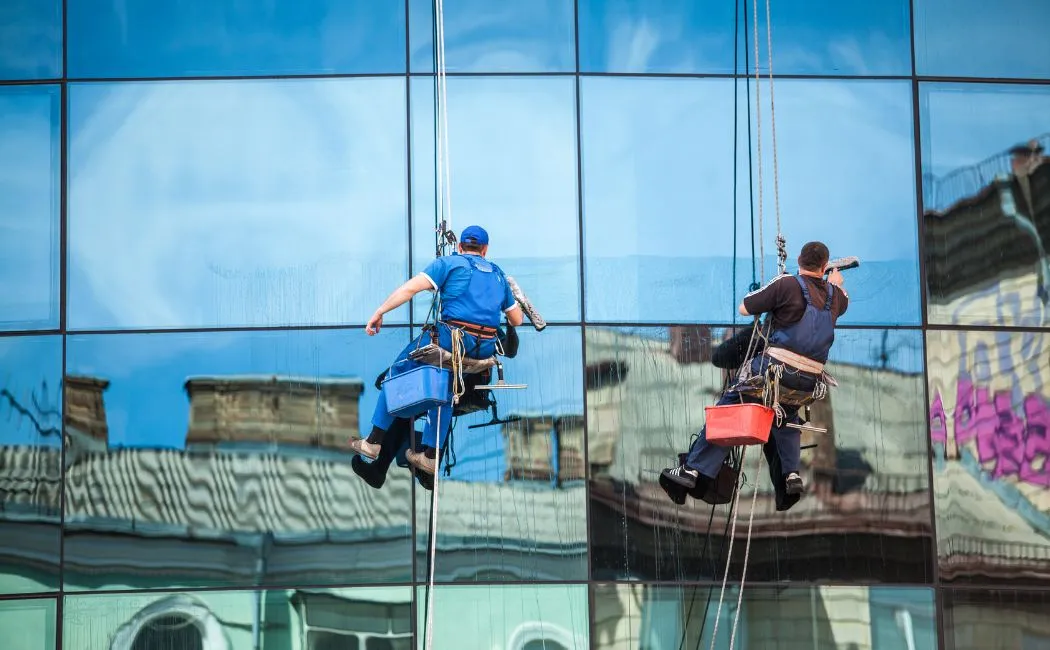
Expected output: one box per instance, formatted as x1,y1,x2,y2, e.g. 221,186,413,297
704,403,775,447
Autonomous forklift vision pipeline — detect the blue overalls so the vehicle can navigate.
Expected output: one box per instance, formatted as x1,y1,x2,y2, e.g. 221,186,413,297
686,275,836,479
371,254,510,451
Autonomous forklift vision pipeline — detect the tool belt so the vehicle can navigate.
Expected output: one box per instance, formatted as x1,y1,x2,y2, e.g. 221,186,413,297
441,319,498,340
764,346,825,374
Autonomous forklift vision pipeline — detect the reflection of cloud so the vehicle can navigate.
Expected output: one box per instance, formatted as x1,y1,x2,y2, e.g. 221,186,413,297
67,78,408,330
0,87,59,328
409,76,580,321
746,79,918,264
0,0,61,79
409,0,574,72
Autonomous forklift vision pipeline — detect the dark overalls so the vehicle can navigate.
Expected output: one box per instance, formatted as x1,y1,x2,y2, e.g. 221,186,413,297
371,254,510,452
684,275,836,482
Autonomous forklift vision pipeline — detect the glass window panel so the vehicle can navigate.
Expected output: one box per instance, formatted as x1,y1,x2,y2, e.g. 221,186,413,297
577,0,735,74
927,329,1050,586
589,326,933,582
748,0,911,76
62,328,413,591
63,587,411,649
67,78,409,331
592,584,936,650
414,326,586,582
914,0,1050,80
740,78,920,326
67,0,405,79
0,0,61,81
942,589,1050,650
0,597,56,649
581,77,736,323
0,85,60,331
409,0,574,73
409,76,580,323
418,585,588,648
920,83,1050,327
0,335,62,595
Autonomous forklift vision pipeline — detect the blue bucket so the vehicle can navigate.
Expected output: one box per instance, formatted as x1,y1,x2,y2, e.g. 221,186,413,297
382,363,452,419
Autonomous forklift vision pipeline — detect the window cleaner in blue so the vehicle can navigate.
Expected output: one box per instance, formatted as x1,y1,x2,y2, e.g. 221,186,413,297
352,323,521,491
661,242,849,505
349,225,524,475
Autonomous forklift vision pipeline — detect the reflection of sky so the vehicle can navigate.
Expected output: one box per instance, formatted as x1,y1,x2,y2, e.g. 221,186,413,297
583,76,920,325
921,83,1050,181
408,76,581,322
0,335,62,448
67,78,409,331
578,0,910,75
0,0,61,80
914,0,1050,79
67,0,405,77
410,0,574,73
0,86,60,330
66,328,408,448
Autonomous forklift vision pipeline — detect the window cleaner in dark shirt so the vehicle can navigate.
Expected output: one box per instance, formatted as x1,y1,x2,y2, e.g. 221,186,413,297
662,241,849,500
348,225,525,476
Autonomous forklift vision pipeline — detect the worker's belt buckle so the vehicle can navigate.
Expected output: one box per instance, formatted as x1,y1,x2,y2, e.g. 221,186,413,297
444,319,497,340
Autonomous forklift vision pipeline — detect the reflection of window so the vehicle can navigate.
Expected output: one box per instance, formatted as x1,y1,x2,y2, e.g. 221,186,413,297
508,622,580,650
296,591,411,650
522,641,569,650
110,595,229,650
131,615,204,650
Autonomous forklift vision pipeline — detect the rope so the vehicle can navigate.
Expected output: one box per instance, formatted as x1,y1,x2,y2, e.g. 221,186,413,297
706,446,747,650
728,450,764,650
751,0,764,283
423,0,451,646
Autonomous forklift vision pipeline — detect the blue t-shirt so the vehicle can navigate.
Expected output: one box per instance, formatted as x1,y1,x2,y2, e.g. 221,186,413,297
421,254,515,312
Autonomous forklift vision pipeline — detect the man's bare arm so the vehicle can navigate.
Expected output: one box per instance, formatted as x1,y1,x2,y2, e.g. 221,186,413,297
366,274,433,335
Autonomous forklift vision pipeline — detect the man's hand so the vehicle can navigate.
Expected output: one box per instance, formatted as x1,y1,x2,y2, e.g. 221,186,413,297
827,268,844,287
366,311,384,336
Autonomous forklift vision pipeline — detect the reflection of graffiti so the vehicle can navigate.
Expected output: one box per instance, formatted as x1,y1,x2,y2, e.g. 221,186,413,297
930,332,1050,488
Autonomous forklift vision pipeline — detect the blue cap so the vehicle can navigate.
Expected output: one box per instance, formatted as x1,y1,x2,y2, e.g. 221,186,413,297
460,225,489,246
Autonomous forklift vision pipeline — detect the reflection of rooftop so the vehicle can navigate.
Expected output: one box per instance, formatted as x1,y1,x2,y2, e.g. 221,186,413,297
923,140,1049,304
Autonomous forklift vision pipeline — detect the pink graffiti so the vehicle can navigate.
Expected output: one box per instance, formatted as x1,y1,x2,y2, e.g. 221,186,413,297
931,382,1050,488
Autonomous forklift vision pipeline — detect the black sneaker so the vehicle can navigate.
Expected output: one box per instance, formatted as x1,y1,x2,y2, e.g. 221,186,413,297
661,465,699,489
351,456,386,490
785,472,804,495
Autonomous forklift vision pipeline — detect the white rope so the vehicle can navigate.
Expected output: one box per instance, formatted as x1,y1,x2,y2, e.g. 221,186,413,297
728,450,764,650
707,447,747,650
764,0,785,276
424,0,451,647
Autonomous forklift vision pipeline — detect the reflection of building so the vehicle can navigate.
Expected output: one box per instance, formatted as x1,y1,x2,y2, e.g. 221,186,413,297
585,327,934,581
924,134,1050,325
62,587,412,650
0,371,585,594
593,583,936,650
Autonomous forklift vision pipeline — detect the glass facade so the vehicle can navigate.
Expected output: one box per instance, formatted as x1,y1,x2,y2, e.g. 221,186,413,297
1,1,1048,648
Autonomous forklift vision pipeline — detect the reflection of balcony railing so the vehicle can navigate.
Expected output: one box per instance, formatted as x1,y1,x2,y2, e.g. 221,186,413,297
924,133,1050,213
942,535,1050,563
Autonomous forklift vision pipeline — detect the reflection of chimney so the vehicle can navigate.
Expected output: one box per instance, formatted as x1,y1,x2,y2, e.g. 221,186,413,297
502,414,585,483
185,376,364,450
64,375,111,443
669,326,713,365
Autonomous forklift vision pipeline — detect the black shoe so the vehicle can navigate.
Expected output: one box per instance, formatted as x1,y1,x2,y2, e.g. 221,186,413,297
416,470,434,491
785,472,804,495
661,465,699,489
352,456,386,490
659,472,688,505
